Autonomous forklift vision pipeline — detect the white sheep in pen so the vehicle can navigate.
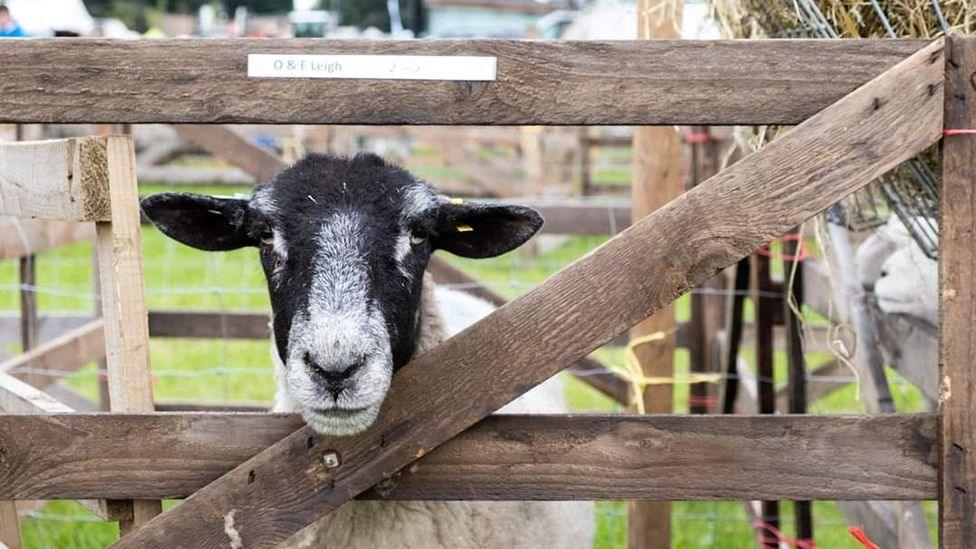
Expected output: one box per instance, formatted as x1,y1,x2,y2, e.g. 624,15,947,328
141,153,595,549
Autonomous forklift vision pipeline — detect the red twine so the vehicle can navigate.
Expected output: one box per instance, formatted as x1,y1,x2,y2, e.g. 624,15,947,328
751,520,818,549
680,126,714,144
848,527,881,549
756,233,809,262
944,129,976,136
687,394,717,408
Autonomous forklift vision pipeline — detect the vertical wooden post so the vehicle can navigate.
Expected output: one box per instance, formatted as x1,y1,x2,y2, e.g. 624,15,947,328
782,230,812,543
578,128,593,196
0,124,34,549
19,256,37,353
93,252,111,411
95,135,161,533
628,2,681,548
521,126,545,196
14,124,38,357
721,259,750,414
754,253,780,546
687,127,724,414
0,501,20,549
940,35,976,549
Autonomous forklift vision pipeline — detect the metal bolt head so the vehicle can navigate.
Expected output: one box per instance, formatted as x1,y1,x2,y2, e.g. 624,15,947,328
322,451,341,469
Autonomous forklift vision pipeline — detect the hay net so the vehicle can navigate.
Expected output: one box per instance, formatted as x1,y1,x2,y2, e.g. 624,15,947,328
710,0,950,259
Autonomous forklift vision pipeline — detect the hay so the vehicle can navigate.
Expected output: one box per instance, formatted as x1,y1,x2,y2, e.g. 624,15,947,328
709,0,974,39
707,0,956,255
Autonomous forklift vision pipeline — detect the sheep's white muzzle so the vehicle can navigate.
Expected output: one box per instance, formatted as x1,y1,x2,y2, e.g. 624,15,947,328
301,404,383,436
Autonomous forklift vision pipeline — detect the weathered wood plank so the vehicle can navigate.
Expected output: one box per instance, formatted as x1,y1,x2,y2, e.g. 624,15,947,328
18,254,36,355
0,218,93,260
170,125,286,182
96,137,154,413
628,4,682,545
0,373,70,537
940,35,976,549
0,319,104,388
0,39,928,126
0,413,937,501
95,135,161,530
0,373,72,414
113,40,945,548
426,257,631,405
0,373,114,522
526,200,631,235
755,253,781,544
147,310,270,340
153,401,269,412
0,500,20,549
0,138,111,222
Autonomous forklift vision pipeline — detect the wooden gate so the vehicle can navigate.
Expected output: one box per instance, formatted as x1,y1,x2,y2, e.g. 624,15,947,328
0,36,971,548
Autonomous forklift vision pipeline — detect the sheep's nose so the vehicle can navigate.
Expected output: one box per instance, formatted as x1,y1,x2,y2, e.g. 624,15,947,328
304,352,363,398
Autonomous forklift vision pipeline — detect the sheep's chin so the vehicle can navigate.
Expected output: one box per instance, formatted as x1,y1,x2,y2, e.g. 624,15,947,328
302,405,381,436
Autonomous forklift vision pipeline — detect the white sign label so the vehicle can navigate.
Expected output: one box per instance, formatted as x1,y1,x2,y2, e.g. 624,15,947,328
247,54,497,81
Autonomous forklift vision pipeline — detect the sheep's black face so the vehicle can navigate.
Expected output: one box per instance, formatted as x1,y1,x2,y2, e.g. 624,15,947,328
141,153,542,436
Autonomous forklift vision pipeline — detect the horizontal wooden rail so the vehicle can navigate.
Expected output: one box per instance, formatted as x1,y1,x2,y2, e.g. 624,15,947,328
147,311,269,339
0,413,936,501
0,39,926,125
0,319,104,388
0,374,114,521
0,373,71,415
0,219,93,260
516,200,630,235
0,138,112,222
169,125,286,182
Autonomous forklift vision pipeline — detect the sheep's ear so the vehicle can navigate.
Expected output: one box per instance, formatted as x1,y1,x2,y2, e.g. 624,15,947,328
433,202,543,258
140,192,255,251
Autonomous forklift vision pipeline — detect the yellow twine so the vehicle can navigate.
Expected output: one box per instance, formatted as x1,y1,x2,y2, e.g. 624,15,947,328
610,331,724,413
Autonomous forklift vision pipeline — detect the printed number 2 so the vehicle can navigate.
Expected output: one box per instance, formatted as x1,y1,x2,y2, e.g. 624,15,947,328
389,62,396,73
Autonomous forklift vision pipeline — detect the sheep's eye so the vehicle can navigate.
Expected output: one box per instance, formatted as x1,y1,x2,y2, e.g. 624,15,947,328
260,232,274,247
409,232,427,246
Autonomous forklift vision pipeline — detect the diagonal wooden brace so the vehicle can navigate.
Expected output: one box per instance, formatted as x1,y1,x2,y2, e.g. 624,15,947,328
114,39,946,548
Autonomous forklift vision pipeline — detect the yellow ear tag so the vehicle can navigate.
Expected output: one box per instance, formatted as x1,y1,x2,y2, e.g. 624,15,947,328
449,197,465,205
456,224,474,233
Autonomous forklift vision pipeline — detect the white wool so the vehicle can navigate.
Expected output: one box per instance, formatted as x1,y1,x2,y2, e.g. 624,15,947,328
874,243,938,325
855,215,916,288
276,274,595,549
855,216,938,326
432,286,568,414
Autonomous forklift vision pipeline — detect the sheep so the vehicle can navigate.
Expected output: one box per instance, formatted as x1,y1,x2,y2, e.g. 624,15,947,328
855,215,938,407
141,152,595,549
855,215,937,325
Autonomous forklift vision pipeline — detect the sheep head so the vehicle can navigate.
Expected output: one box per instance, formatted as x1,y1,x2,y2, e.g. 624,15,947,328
141,153,542,435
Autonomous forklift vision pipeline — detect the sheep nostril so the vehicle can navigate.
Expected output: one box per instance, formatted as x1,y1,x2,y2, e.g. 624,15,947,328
304,355,365,397
880,270,889,278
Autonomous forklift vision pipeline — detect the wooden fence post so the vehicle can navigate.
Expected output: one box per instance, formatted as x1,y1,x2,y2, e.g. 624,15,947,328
0,124,41,549
940,35,976,549
687,128,725,415
95,135,161,533
755,251,780,547
629,2,682,547
781,229,812,543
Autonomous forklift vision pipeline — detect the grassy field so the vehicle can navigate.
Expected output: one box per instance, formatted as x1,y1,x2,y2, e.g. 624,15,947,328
4,185,933,548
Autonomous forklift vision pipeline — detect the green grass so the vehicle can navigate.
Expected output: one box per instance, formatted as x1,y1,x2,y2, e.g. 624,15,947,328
6,187,934,547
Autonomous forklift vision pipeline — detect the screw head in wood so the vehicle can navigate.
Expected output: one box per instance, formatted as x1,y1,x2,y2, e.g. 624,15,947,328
322,450,341,469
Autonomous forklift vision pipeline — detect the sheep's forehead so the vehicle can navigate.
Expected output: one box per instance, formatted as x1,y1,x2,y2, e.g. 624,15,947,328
250,180,440,224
